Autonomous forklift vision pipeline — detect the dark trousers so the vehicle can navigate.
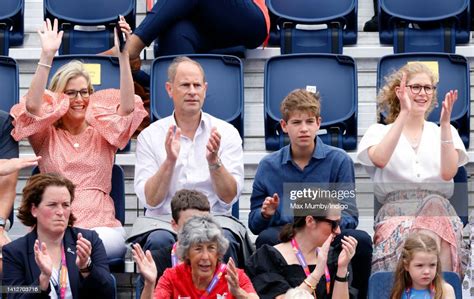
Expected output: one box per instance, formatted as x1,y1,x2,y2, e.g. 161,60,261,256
255,225,373,299
134,0,267,55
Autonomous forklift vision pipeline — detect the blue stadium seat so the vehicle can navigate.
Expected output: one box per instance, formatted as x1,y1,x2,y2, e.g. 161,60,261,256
0,56,19,112
44,0,136,54
377,53,470,148
0,0,24,55
266,0,357,54
32,164,126,271
48,55,131,152
368,271,463,299
149,54,244,139
48,55,120,90
264,53,357,151
378,0,470,53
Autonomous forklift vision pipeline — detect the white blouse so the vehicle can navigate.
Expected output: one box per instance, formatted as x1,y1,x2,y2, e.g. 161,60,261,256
357,121,468,199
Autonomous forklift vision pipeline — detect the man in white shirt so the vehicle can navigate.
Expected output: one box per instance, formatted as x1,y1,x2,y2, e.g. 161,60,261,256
133,56,244,262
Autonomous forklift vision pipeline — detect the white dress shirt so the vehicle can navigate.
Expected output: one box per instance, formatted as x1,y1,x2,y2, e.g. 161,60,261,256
134,112,244,216
357,121,468,199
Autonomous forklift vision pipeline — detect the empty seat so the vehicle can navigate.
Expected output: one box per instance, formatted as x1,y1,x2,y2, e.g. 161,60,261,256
44,0,136,54
48,55,120,90
0,0,24,55
266,0,357,54
378,0,470,53
149,54,244,139
0,56,19,112
264,53,358,150
377,53,470,148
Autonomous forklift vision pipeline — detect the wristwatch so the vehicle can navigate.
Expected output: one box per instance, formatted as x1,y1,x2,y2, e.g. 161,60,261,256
208,157,222,170
0,217,5,228
79,257,92,273
335,271,350,282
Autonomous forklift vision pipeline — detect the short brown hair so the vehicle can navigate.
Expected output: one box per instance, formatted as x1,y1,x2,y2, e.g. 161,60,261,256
280,89,321,122
171,189,210,223
18,173,77,227
167,56,206,83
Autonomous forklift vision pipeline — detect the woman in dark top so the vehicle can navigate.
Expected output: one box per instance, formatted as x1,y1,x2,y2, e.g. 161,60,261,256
246,196,358,298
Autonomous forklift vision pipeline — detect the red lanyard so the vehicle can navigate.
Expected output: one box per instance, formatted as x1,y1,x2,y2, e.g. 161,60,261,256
199,263,227,299
291,238,331,294
58,245,68,299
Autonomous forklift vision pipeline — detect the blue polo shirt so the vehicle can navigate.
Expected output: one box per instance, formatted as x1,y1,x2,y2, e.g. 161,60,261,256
248,137,358,235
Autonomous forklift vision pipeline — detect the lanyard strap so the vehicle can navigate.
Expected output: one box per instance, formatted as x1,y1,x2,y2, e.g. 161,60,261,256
171,242,179,267
199,263,227,299
58,245,68,299
291,238,331,294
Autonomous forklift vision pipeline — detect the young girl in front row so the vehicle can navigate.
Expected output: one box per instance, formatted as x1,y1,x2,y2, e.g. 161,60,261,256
391,233,455,299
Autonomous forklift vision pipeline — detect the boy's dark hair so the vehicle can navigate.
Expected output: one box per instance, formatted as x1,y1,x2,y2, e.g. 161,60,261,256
171,189,210,222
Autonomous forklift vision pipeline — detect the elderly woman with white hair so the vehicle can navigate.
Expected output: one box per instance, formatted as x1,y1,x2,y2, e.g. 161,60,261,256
132,215,258,299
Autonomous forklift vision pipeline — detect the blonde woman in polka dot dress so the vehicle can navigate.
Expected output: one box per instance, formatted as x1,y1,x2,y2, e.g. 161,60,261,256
9,19,147,259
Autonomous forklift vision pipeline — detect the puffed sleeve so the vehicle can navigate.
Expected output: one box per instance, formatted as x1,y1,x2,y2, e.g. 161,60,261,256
356,123,387,167
450,124,468,166
86,89,147,149
245,245,291,298
10,90,69,149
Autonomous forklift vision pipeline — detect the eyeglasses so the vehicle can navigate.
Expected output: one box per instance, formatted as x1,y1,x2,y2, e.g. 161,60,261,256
64,89,90,99
315,218,340,232
406,84,436,95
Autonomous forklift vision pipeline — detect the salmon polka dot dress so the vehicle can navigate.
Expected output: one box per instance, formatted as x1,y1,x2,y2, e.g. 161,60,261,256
10,89,147,228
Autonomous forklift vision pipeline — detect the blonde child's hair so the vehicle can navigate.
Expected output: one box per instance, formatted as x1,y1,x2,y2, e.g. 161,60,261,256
390,233,444,299
284,287,314,299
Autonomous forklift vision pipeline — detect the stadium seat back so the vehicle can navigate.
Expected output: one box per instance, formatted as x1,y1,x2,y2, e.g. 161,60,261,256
379,0,470,53
48,55,120,90
44,0,136,54
0,56,19,112
150,54,244,139
266,0,357,54
264,53,357,150
0,0,24,55
368,271,463,299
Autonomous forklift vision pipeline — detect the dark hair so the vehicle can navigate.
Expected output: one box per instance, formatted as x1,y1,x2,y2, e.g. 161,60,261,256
280,194,339,242
18,173,76,227
171,189,210,223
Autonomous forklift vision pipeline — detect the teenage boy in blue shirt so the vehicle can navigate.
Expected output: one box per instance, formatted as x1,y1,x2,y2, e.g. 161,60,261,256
248,89,372,299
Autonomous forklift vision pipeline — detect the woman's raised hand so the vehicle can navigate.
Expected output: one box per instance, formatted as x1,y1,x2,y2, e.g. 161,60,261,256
312,233,333,279
337,235,358,269
132,243,157,285
37,18,63,58
34,240,53,277
440,90,458,125
395,72,412,115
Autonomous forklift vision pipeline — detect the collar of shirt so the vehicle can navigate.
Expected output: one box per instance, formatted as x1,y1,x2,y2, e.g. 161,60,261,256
281,136,329,165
